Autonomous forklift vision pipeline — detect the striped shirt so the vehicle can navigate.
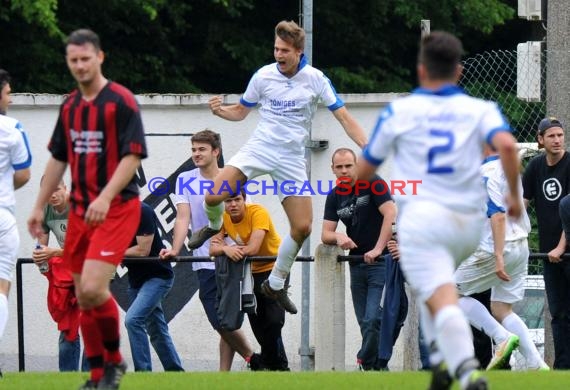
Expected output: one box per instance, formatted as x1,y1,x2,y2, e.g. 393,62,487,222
49,81,147,216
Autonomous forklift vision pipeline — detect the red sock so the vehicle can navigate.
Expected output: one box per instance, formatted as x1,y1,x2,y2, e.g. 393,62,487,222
92,297,123,364
80,309,104,382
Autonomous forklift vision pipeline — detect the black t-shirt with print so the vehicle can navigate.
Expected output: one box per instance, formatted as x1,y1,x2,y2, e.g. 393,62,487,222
323,175,393,256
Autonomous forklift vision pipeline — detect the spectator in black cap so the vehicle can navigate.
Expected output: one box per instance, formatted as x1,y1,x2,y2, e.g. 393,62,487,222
523,116,570,369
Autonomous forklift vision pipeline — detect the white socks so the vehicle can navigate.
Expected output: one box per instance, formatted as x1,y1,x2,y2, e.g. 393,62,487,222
204,201,224,230
268,234,301,290
435,305,475,378
0,293,8,340
458,296,510,344
419,304,443,366
502,312,545,368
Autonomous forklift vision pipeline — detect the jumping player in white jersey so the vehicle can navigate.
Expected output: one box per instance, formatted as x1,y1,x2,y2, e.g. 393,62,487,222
357,31,522,390
187,20,367,314
455,146,549,372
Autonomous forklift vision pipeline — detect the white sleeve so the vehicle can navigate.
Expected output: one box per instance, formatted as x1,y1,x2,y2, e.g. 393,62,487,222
174,172,191,206
362,104,395,166
11,122,32,170
480,102,511,146
240,71,261,107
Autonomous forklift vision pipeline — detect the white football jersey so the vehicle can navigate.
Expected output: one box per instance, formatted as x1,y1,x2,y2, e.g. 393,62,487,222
478,155,531,253
0,114,32,213
240,55,344,152
363,85,511,214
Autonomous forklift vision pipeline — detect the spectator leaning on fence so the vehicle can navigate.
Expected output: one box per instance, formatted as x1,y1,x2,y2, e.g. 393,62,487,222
321,147,397,370
32,178,89,372
210,189,289,371
522,117,570,369
0,68,32,378
123,201,184,372
159,129,255,371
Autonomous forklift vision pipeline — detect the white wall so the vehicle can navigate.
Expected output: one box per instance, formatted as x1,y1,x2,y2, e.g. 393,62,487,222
1,92,403,372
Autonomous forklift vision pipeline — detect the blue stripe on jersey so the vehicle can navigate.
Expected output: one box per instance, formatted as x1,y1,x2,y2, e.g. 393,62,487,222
486,197,505,217
298,54,308,71
12,122,32,170
485,127,511,146
240,97,257,107
482,155,500,165
325,77,345,111
362,147,384,166
412,85,465,96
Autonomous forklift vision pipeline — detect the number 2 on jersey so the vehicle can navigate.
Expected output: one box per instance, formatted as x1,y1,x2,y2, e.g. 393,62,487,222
427,129,455,174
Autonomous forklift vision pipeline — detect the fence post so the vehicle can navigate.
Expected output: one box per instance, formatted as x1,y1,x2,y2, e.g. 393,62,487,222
402,285,420,370
314,244,345,370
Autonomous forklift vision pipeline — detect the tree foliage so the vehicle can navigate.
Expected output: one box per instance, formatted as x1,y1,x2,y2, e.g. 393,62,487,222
0,0,523,94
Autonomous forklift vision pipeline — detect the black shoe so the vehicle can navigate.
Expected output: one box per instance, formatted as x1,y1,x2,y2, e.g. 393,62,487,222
248,353,263,371
187,226,221,249
260,280,298,314
78,380,98,390
428,361,453,390
98,360,127,390
464,371,488,390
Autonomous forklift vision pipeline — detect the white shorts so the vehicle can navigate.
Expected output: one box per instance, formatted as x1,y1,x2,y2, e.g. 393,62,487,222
0,208,19,281
398,202,485,303
455,239,528,303
227,138,310,202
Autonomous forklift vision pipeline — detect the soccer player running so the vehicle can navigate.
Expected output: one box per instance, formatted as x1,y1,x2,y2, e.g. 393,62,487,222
28,29,147,390
455,145,548,371
0,69,32,378
357,31,522,390
189,20,367,314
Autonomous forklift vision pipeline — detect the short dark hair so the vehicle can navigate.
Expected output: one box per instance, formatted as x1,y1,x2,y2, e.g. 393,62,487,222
275,20,305,51
331,147,357,164
418,31,463,80
66,29,101,51
0,69,10,90
227,187,246,201
191,129,222,152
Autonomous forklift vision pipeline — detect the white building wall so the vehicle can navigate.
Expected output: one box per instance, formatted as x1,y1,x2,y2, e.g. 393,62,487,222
1,93,405,372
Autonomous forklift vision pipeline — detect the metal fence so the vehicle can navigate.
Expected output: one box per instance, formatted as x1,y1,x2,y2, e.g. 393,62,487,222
460,48,548,368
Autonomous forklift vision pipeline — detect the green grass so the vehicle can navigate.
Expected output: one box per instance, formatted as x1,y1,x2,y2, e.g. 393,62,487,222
0,371,566,390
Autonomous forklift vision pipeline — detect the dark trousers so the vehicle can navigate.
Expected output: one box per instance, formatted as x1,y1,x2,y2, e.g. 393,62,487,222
249,271,288,370
543,260,570,369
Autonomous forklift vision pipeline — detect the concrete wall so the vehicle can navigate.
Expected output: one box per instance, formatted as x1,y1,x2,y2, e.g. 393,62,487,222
1,92,406,372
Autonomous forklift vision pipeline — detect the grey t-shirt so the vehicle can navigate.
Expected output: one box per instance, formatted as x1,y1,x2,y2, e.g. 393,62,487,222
42,204,69,248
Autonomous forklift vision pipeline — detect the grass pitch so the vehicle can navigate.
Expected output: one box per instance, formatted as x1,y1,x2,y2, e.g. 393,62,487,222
0,370,565,389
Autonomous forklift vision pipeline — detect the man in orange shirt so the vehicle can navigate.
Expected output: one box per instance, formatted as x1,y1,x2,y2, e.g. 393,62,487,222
210,190,288,370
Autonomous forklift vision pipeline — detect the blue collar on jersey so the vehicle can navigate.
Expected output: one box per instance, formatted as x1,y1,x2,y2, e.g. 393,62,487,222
275,53,308,75
482,154,500,165
412,84,465,96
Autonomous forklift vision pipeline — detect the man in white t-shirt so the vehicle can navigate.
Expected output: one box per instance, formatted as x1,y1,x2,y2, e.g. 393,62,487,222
0,69,31,376
357,32,522,390
188,20,367,314
159,129,256,371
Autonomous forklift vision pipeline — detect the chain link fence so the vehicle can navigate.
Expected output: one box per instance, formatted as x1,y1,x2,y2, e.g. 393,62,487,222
459,49,547,369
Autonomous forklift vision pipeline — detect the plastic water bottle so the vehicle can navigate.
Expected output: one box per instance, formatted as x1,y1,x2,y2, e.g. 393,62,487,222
36,243,49,273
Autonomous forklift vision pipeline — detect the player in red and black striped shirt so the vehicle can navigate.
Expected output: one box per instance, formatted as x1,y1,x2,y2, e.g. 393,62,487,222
28,29,147,390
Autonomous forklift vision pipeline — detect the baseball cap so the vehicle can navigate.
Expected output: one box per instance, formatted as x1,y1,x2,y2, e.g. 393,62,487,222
538,117,564,135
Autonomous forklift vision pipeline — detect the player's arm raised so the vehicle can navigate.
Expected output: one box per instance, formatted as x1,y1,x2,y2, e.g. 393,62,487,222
209,95,252,121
